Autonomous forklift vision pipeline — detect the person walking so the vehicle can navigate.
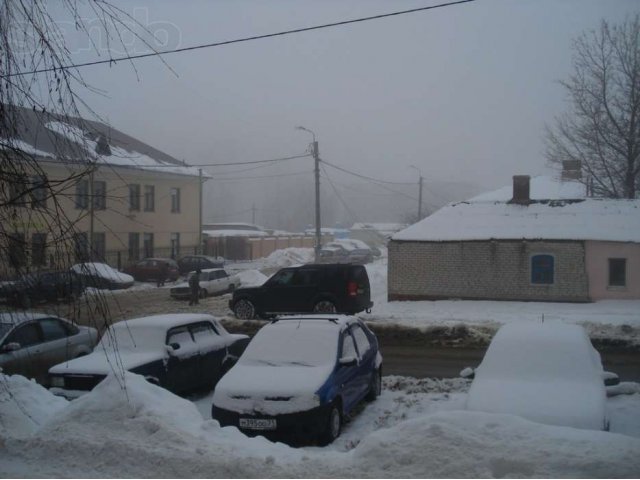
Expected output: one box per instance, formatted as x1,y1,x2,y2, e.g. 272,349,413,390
157,261,168,287
189,268,201,305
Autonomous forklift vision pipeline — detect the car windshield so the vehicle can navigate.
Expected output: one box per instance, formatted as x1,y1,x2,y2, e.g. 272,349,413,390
0,323,13,339
239,320,339,367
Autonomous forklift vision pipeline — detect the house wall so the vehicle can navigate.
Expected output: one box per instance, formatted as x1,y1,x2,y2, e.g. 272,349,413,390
2,161,201,275
388,240,590,302
585,241,640,300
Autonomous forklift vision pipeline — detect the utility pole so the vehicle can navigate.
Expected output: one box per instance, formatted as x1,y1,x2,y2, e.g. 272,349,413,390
251,203,256,224
418,175,423,220
296,126,321,262
88,170,94,261
198,168,203,254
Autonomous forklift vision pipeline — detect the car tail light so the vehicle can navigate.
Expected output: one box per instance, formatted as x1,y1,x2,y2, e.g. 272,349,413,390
347,281,358,297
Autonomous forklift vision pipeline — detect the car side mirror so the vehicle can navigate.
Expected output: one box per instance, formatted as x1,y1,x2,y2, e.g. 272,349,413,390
603,371,620,387
339,356,358,367
460,367,475,379
166,343,181,355
1,342,21,353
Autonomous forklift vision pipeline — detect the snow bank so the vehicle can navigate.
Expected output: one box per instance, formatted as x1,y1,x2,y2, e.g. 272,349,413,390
350,410,640,478
263,248,314,268
0,374,67,439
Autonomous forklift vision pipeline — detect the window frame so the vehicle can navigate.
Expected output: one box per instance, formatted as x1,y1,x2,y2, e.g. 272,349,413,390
93,180,107,210
170,187,181,213
530,254,555,285
75,179,89,209
143,185,155,212
129,183,141,211
608,258,627,288
31,233,47,267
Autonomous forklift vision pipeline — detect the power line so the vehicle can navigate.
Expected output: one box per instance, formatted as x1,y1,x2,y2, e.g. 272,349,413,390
212,170,312,181
320,164,359,223
151,153,310,168
1,0,476,79
321,159,415,185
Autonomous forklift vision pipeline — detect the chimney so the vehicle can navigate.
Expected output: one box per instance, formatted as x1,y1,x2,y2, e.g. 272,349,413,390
510,175,531,205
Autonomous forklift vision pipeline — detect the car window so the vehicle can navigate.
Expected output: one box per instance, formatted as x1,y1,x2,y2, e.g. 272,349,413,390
341,332,358,359
190,322,219,341
40,318,69,342
219,270,228,279
166,326,193,346
352,325,371,356
5,323,42,348
269,270,295,286
292,269,319,286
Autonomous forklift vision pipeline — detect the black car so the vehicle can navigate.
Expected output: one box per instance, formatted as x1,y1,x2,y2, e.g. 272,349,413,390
1,271,85,307
229,264,373,319
49,313,249,398
177,255,225,275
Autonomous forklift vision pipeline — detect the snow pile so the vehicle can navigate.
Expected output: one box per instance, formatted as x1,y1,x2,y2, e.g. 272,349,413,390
0,374,67,439
234,269,268,287
350,410,640,478
263,247,314,268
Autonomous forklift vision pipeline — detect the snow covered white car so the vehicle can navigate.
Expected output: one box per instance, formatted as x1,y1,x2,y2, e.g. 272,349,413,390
464,323,609,431
212,315,382,445
170,268,240,300
49,313,249,398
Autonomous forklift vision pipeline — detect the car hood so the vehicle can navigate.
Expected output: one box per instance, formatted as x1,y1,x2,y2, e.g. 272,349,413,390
49,349,161,376
213,363,333,415
466,377,607,431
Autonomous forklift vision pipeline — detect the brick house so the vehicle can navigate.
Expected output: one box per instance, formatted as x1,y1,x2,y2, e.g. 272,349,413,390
1,106,208,275
388,176,640,302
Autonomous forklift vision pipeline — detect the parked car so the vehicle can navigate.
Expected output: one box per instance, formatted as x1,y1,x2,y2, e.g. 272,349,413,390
463,323,609,431
0,312,97,385
177,255,225,275
170,268,240,300
229,263,373,319
123,258,180,283
1,271,85,307
319,240,373,264
70,262,134,290
212,315,382,445
49,313,249,399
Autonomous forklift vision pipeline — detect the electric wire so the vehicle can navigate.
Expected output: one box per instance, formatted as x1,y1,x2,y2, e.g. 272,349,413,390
321,159,415,185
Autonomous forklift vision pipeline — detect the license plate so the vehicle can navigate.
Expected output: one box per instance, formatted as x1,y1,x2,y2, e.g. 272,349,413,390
239,418,277,430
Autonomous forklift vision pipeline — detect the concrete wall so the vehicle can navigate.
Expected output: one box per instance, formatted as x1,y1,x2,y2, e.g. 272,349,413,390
388,240,590,302
585,241,640,300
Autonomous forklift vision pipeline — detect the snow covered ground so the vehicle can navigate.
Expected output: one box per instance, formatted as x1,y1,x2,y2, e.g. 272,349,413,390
1,372,639,477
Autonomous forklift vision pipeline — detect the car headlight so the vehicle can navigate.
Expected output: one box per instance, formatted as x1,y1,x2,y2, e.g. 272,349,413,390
50,376,65,388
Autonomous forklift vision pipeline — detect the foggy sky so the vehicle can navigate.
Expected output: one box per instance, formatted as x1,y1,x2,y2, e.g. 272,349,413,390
51,0,637,229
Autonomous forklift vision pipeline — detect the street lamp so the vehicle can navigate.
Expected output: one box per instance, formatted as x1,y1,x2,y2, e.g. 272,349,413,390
296,126,321,262
409,165,424,220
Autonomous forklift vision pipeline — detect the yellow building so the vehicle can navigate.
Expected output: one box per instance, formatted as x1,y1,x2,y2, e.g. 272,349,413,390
1,107,206,275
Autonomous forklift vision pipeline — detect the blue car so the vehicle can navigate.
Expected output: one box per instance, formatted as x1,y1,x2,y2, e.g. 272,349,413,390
211,315,382,445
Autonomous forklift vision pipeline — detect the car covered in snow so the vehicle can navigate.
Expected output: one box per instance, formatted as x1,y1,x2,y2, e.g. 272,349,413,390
211,315,382,445
464,323,609,431
170,268,240,300
71,262,134,290
0,312,97,385
49,313,249,399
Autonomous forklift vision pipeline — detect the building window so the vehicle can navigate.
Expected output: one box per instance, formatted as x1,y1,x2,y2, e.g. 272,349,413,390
92,232,106,261
128,233,140,261
30,175,47,209
143,233,154,258
75,179,89,209
74,232,89,262
170,232,180,259
31,233,47,267
144,185,155,212
531,254,554,285
129,184,140,211
93,181,106,210
608,258,626,287
8,232,26,269
170,187,180,213
9,175,28,206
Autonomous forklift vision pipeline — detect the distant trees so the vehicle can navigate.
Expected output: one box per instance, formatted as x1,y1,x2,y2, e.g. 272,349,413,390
545,15,640,199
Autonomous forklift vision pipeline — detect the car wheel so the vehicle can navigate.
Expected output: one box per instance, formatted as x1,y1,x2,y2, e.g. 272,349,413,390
234,299,256,320
366,367,382,401
313,300,337,313
320,403,342,445
200,288,208,299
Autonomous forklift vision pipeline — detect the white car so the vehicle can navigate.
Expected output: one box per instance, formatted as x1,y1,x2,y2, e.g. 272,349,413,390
464,323,609,431
170,268,240,300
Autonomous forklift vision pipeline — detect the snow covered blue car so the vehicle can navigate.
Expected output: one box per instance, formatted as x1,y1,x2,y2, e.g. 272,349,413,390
211,315,383,445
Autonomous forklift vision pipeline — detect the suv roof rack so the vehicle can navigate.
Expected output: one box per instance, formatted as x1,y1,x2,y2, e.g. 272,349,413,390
270,315,339,324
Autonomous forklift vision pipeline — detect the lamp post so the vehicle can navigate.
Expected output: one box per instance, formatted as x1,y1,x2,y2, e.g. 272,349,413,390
296,126,321,262
410,165,423,220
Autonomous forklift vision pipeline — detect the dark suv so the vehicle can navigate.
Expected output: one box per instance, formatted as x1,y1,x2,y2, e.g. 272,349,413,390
229,264,373,319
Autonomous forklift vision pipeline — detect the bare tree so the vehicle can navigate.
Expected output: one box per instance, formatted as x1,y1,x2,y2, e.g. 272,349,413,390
545,15,640,199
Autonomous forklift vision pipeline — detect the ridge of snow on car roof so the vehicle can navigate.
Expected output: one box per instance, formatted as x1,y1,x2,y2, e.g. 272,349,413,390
270,315,358,329
112,313,217,330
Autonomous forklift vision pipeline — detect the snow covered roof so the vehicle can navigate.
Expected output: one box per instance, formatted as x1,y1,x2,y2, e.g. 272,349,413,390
393,177,640,243
469,176,587,202
2,106,206,178
202,229,268,237
351,223,408,235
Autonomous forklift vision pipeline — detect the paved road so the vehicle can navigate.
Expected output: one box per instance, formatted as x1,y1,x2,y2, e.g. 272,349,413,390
381,344,640,381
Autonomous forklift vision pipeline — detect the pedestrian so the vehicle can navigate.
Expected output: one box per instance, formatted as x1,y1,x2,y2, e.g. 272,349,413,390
157,261,168,287
189,268,201,305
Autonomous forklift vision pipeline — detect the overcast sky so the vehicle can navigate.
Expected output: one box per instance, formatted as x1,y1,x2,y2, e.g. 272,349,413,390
53,0,637,227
